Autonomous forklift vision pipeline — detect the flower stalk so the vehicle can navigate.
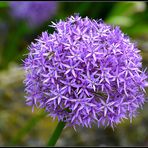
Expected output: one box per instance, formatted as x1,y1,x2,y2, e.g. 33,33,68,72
47,121,66,146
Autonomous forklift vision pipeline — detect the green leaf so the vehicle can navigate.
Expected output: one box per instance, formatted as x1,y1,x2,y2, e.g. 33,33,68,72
2,21,29,69
106,16,133,27
106,2,147,27
123,23,148,37
0,1,8,8
107,2,146,18
75,2,91,15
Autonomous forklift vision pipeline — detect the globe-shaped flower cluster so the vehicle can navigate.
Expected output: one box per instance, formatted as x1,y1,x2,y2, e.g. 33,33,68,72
9,1,58,27
24,15,147,128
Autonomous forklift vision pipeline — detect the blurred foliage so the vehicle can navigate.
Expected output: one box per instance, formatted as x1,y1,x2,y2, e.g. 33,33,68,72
0,1,148,146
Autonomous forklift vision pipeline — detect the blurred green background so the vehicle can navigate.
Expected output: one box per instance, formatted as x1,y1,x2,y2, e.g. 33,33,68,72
0,1,148,146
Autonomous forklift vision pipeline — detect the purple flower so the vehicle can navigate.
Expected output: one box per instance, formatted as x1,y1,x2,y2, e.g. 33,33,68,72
9,1,58,27
24,15,148,128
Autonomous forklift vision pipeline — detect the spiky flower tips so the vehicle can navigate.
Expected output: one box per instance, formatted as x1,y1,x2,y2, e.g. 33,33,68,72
24,15,147,129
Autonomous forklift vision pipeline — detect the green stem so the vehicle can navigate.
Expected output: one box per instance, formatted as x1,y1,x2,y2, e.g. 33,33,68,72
47,121,66,146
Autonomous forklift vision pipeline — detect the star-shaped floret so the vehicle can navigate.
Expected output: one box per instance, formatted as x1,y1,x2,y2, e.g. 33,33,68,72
45,85,68,105
86,45,104,62
111,66,125,88
60,76,75,94
99,96,115,117
62,60,82,78
81,71,100,92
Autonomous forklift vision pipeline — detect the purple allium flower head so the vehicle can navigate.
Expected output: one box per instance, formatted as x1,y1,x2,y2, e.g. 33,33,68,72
24,14,148,128
9,1,58,27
